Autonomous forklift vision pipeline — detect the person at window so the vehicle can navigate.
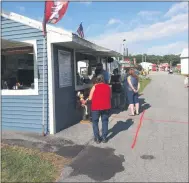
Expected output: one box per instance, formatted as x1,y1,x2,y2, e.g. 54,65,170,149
110,68,121,109
88,74,111,143
127,68,140,116
95,63,110,84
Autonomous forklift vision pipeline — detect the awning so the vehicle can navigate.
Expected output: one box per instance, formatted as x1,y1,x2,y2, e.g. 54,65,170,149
54,34,122,57
2,39,32,49
1,39,33,55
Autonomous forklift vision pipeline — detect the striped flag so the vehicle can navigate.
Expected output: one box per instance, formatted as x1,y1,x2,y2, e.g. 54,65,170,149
77,23,84,38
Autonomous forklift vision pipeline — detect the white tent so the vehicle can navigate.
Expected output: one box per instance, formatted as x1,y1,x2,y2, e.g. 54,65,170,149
180,48,189,75
140,62,153,70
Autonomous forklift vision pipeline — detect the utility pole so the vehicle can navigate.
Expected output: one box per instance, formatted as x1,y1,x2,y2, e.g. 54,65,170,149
122,39,126,61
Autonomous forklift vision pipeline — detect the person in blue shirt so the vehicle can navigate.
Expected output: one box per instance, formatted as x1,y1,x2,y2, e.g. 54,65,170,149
121,69,130,108
95,63,110,84
127,68,140,116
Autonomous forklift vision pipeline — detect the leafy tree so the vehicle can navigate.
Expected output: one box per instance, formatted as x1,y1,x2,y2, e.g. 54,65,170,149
119,54,180,66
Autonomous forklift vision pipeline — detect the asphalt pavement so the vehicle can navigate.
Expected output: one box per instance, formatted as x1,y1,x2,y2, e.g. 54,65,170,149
59,72,188,182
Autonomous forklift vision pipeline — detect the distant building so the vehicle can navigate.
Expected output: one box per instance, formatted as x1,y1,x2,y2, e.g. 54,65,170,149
160,63,169,71
180,48,189,75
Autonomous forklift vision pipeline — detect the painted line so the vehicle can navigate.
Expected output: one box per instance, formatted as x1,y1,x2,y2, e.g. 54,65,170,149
131,110,146,149
143,118,188,124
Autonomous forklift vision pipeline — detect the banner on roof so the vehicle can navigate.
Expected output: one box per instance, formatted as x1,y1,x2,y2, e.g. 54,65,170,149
43,0,69,36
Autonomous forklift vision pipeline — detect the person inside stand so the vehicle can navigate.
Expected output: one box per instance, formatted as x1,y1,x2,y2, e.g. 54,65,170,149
110,68,122,109
88,74,111,144
127,68,140,116
95,63,110,84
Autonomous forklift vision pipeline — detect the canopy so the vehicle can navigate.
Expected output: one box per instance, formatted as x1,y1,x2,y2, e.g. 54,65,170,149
54,34,122,57
1,39,32,49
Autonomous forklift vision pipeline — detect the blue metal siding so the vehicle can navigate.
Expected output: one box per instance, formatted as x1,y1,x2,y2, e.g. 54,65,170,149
1,16,48,133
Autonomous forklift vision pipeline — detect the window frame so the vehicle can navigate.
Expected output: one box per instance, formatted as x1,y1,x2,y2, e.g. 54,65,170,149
1,39,39,96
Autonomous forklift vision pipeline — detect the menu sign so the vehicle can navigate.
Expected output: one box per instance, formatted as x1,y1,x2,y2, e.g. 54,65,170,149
58,50,72,88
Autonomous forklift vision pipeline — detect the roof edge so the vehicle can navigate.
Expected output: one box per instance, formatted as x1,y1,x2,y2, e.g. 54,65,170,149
1,10,72,38
72,33,122,57
1,10,122,57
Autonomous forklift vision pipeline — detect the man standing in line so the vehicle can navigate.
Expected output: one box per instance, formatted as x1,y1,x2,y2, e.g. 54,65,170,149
110,68,122,109
95,63,110,84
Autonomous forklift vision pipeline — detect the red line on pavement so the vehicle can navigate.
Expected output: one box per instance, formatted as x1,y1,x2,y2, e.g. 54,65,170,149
143,118,188,124
131,110,146,149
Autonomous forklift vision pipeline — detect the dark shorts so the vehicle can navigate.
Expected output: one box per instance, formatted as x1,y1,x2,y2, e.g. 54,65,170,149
127,91,139,104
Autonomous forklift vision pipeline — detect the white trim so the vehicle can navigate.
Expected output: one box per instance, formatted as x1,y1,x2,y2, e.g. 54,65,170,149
1,89,38,96
1,39,39,96
47,31,72,44
2,11,72,38
47,34,56,135
73,49,77,90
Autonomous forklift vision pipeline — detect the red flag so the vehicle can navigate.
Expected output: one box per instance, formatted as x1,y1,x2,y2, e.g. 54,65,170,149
43,1,69,36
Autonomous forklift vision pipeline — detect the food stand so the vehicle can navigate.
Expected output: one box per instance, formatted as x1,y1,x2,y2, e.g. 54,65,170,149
1,11,122,135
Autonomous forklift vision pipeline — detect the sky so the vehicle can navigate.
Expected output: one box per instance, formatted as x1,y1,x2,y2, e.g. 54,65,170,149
2,1,188,56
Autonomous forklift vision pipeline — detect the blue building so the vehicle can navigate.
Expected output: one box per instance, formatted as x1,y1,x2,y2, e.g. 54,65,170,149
1,11,121,135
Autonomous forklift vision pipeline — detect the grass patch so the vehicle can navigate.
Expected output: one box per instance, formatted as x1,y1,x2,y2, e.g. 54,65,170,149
1,144,71,183
139,78,151,93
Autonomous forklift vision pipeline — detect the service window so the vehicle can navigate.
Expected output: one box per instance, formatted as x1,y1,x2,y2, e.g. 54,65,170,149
1,40,38,95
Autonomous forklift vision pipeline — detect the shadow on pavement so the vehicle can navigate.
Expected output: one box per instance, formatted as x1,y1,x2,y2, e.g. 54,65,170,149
139,98,151,113
107,119,134,141
109,108,123,115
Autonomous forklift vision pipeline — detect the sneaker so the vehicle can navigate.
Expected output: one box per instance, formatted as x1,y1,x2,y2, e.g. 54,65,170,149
94,137,101,144
102,137,108,143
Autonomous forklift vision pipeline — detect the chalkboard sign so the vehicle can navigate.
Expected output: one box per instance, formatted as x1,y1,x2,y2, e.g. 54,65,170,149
58,50,72,88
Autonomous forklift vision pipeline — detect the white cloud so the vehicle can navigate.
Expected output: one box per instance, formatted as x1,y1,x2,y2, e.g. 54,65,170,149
138,10,161,17
85,25,91,34
37,16,43,22
107,18,122,26
84,23,102,37
17,6,25,12
164,2,188,17
79,1,92,5
146,41,188,56
137,10,162,21
89,13,188,51
85,2,188,55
